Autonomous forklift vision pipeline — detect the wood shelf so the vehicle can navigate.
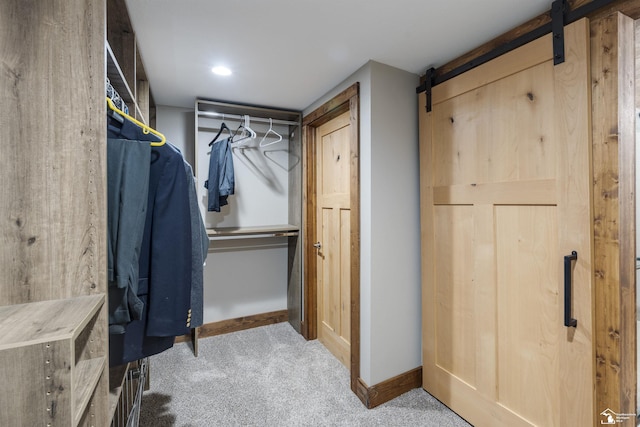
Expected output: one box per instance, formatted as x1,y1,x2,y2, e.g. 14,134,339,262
106,41,147,125
0,295,104,349
0,295,106,427
108,363,130,420
206,224,299,239
74,356,107,425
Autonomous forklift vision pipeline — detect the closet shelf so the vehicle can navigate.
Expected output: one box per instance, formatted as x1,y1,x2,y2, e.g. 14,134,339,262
74,356,107,425
106,41,147,125
0,294,106,426
207,224,299,240
0,294,104,348
108,363,130,420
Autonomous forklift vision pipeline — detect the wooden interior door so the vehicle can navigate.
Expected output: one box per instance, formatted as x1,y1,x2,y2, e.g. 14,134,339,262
419,19,594,426
315,111,352,368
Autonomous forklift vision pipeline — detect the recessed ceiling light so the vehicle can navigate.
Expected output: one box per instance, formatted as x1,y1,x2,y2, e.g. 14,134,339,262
212,66,232,76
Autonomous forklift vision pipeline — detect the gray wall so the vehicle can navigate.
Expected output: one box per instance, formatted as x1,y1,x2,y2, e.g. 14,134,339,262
304,61,421,386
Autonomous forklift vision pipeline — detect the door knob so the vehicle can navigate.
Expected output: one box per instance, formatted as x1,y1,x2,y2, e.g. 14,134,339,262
313,242,322,249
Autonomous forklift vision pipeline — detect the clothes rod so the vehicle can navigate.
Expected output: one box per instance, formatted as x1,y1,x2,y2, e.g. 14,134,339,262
197,110,299,127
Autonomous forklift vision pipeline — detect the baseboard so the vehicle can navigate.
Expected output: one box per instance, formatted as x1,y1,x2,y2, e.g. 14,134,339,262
356,367,422,409
175,310,289,343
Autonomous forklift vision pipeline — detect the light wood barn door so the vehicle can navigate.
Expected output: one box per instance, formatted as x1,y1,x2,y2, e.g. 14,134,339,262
315,111,352,368
419,19,594,427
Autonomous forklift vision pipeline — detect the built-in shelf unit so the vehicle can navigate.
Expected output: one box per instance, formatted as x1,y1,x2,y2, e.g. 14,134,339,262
0,295,106,426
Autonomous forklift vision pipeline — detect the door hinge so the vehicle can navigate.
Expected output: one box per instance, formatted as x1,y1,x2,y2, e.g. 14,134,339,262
551,0,567,65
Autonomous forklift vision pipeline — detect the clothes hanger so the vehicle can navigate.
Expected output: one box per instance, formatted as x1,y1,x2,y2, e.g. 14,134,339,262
106,97,166,146
233,115,257,145
208,121,234,146
259,118,282,147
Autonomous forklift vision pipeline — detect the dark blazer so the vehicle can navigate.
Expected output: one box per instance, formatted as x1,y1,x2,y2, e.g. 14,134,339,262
108,116,193,365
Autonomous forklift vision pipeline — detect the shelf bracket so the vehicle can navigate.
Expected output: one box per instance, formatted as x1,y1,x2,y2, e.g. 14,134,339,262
551,0,567,65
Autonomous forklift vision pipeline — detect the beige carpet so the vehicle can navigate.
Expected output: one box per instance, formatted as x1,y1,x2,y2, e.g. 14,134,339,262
139,322,471,426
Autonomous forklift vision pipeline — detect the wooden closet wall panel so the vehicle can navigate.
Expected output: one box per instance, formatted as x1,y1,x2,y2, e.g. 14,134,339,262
288,126,303,332
0,0,106,303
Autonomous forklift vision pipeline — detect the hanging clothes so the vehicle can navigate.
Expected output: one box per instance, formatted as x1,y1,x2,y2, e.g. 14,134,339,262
106,127,150,334
183,160,209,328
107,113,197,366
204,136,235,212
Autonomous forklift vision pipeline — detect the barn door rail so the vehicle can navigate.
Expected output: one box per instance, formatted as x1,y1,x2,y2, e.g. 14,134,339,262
417,0,616,111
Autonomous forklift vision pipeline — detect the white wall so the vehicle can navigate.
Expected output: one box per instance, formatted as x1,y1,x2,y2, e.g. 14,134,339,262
156,105,288,324
156,105,195,164
194,114,291,229
304,61,421,386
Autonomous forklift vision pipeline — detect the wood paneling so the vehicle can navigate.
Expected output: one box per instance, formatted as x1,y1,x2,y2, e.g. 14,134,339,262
433,180,557,205
591,12,637,419
433,33,553,105
0,0,106,305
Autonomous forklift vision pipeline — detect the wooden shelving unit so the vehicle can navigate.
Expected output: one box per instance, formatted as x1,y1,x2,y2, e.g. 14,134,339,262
108,363,129,420
106,1,157,424
107,0,155,128
0,295,106,426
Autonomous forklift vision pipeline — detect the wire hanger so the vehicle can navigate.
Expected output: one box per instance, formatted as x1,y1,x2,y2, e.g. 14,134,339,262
208,122,233,146
106,97,166,146
259,118,283,147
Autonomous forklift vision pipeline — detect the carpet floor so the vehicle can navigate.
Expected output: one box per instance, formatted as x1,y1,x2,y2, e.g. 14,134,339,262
139,322,472,426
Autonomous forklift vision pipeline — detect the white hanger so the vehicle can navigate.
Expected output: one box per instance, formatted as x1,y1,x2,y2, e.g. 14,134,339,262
234,115,257,145
259,118,283,147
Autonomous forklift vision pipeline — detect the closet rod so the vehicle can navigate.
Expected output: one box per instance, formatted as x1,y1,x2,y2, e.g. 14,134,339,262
197,111,299,127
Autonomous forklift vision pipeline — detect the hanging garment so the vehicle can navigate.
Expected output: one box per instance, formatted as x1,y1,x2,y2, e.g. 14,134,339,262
204,136,235,212
106,129,150,334
142,141,193,337
183,160,209,328
108,116,194,366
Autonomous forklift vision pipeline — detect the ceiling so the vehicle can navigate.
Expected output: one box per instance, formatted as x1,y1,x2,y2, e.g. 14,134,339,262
125,0,551,112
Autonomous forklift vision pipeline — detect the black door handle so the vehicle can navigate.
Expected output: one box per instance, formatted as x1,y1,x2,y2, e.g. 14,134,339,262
564,251,578,328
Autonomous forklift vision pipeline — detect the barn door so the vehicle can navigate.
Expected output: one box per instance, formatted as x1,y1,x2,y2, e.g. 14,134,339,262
419,19,594,427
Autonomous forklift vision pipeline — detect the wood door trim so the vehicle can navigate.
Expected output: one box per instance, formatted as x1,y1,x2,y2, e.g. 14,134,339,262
303,84,359,126
303,82,360,395
591,12,637,418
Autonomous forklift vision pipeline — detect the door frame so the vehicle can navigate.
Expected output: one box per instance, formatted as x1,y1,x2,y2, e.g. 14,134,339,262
302,83,360,393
